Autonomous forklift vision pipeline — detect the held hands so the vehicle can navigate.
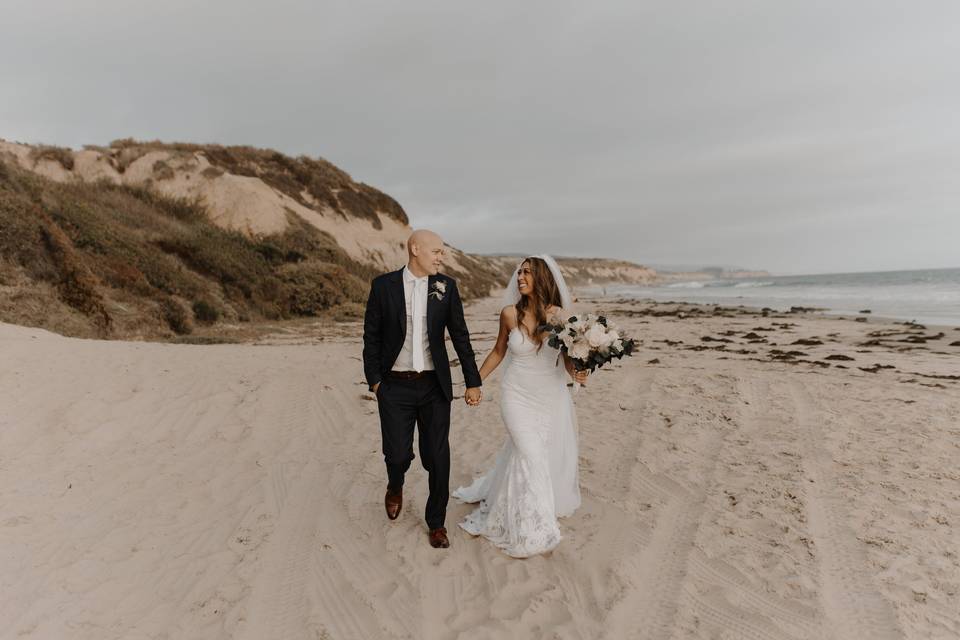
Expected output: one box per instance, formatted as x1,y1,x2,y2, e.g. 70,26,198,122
573,369,590,386
464,387,482,407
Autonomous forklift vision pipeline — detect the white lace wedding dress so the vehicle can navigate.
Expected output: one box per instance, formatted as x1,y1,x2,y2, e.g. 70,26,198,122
453,327,581,558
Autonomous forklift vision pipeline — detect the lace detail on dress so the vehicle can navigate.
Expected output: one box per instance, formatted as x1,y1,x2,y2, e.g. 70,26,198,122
453,328,580,558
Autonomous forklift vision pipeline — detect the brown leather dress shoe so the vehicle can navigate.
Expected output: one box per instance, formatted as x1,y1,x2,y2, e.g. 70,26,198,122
428,527,450,548
385,487,402,520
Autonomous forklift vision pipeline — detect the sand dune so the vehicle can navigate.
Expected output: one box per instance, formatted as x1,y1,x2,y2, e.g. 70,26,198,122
1,297,958,639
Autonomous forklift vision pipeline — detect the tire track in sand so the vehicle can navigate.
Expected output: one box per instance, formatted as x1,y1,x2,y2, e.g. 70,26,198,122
789,380,904,640
239,379,393,640
600,367,812,640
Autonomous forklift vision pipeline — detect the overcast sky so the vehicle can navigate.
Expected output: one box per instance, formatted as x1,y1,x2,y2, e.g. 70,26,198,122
3,1,959,275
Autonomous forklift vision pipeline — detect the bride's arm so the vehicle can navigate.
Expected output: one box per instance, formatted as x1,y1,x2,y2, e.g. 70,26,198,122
478,306,515,382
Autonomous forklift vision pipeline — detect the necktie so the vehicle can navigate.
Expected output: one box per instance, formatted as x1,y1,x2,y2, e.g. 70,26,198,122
412,278,425,372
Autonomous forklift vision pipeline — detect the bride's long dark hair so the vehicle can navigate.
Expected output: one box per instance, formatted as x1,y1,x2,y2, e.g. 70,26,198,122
515,257,563,349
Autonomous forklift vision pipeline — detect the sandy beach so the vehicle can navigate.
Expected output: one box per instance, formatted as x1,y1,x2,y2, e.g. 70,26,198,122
1,295,958,640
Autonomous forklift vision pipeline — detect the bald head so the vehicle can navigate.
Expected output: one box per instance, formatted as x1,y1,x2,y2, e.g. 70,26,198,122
406,229,445,277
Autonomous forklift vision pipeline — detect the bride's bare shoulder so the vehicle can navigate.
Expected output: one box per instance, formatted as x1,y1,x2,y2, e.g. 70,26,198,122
500,304,518,326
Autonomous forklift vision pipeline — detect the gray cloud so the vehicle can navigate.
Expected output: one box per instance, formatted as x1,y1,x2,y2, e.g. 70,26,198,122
3,0,959,274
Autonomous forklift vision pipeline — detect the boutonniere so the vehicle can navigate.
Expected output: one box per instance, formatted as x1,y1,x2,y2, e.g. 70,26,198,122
429,280,446,301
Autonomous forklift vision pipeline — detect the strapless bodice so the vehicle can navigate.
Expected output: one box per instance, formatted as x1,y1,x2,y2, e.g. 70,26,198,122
505,328,564,381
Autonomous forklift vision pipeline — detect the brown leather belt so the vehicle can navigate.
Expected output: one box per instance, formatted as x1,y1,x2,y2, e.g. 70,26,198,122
386,370,435,380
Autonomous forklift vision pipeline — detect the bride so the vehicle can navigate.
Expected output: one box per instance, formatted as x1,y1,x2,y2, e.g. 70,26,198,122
453,255,588,558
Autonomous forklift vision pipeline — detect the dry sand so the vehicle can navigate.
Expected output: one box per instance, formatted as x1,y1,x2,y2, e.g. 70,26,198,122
1,296,958,640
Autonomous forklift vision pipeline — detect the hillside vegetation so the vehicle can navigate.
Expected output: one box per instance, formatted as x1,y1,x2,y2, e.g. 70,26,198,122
0,162,380,338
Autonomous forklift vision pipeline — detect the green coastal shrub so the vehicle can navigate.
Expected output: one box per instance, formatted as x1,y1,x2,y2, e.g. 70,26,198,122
191,299,220,324
279,260,367,315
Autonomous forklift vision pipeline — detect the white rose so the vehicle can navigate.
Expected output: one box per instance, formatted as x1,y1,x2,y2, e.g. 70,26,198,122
561,332,575,349
586,322,608,348
570,339,591,360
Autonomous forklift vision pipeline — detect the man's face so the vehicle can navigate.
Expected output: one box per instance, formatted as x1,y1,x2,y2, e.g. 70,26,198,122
413,234,445,275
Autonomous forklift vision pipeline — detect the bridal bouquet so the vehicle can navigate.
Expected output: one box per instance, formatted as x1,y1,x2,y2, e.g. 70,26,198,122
540,313,637,372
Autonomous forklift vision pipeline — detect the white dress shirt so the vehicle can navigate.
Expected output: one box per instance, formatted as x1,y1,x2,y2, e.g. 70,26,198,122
392,266,435,372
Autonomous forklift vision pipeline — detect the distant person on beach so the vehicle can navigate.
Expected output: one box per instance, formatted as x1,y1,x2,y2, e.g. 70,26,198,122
362,229,483,549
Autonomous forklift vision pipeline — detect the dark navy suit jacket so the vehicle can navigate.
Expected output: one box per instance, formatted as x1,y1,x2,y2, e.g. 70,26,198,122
362,268,482,402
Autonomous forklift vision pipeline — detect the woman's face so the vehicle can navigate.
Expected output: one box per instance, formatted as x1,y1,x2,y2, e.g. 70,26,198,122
517,261,535,297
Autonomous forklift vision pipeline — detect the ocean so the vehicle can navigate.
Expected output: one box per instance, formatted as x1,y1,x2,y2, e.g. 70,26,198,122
592,267,960,327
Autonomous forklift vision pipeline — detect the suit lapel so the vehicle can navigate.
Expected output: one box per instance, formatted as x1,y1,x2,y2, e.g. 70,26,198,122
388,268,406,340
426,275,440,334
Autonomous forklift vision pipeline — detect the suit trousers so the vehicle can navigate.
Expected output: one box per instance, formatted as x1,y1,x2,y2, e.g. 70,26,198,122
376,372,451,529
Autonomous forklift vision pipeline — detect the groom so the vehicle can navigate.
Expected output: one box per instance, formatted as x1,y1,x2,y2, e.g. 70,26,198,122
362,229,482,549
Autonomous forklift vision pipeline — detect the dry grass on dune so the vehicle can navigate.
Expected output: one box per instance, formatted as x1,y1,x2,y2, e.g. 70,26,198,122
105,138,408,230
28,144,75,171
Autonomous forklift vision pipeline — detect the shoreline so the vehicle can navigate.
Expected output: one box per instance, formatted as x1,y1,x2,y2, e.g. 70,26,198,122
582,266,960,328
575,293,960,336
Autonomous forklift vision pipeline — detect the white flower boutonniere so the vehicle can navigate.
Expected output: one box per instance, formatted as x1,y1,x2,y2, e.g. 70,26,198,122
430,281,446,301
